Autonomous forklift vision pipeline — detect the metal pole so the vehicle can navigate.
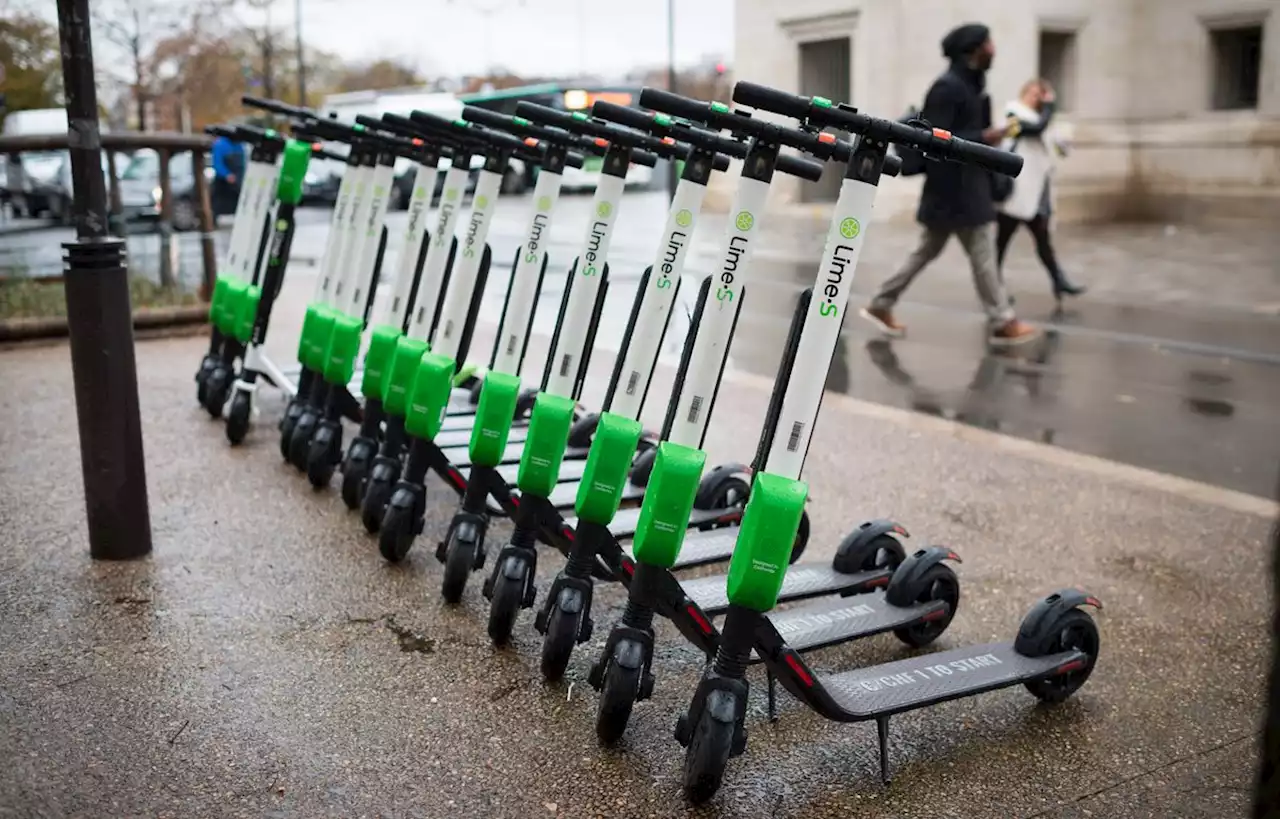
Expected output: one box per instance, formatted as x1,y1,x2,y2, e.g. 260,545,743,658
666,0,677,200
190,148,218,300
295,0,306,105
55,0,153,560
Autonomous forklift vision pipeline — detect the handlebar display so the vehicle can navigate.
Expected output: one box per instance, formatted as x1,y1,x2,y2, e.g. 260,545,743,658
732,80,1023,177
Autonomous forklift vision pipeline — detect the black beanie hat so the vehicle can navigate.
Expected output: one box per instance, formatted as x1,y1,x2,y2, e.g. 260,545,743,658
941,23,990,59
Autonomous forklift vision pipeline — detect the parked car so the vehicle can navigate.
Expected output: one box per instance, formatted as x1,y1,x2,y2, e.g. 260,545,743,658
118,149,215,231
301,158,343,206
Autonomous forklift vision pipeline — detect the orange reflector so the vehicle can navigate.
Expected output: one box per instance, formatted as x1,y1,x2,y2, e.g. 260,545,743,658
310,143,322,151
932,127,952,140
412,138,424,146
817,132,836,144
661,136,676,146
593,137,609,148
524,137,539,147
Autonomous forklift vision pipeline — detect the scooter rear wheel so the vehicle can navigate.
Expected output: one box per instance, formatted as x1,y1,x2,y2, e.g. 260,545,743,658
595,662,641,745
683,707,733,805
487,566,523,645
540,606,577,682
1023,609,1100,703
893,563,960,647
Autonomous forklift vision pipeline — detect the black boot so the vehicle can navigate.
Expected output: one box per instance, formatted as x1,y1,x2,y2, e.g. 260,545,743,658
1053,275,1087,301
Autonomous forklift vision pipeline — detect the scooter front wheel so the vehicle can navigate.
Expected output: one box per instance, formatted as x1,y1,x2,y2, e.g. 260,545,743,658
441,527,477,604
361,468,395,534
204,367,231,419
306,427,338,489
596,661,642,745
288,412,317,471
379,494,418,563
540,605,578,682
683,705,734,805
225,391,252,445
487,563,524,645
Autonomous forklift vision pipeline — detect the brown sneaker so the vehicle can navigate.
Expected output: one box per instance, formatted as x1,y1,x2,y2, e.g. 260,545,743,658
988,318,1041,346
860,306,906,337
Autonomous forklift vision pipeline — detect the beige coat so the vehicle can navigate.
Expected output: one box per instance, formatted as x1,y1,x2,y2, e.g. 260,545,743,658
999,99,1068,222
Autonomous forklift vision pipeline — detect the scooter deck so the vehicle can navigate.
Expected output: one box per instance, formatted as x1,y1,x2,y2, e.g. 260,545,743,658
818,643,1086,719
570,505,738,541
435,424,530,450
751,594,943,660
622,527,741,572
547,476,644,510
447,442,590,474
687,564,885,617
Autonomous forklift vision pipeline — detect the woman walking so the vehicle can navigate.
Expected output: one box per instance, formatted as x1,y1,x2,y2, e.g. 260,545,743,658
996,79,1085,302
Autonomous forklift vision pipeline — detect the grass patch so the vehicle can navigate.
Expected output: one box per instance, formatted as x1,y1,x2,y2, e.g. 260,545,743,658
0,276,201,320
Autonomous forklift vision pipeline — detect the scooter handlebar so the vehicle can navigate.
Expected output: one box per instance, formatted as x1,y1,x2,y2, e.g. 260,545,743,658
514,102,663,165
776,153,825,182
240,95,312,120
732,80,1023,177
636,88,713,126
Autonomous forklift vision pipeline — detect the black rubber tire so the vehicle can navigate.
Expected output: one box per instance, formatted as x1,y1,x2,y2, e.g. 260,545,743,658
361,472,394,534
378,501,416,563
279,407,299,461
487,567,523,646
595,661,641,746
893,563,960,648
1023,609,1100,703
225,392,251,445
441,532,474,604
204,369,230,419
790,510,812,564
306,435,336,489
539,605,577,682
683,709,734,805
288,414,316,471
341,467,364,509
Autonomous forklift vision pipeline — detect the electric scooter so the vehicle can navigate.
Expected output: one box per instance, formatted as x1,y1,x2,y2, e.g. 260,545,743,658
224,138,350,444
673,81,1101,804
221,138,314,441
198,123,283,417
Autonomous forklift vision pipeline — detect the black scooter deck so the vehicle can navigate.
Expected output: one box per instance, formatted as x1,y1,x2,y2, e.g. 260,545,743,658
435,424,531,450
687,564,885,616
569,504,734,538
547,476,643,510
819,643,1085,718
753,594,941,659
622,527,740,572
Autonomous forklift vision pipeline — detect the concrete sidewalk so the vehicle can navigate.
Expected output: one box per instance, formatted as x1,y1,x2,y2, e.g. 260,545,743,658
0,327,1273,818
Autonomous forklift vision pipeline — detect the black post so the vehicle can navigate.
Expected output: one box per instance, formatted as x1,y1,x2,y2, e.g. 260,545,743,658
666,0,677,201
55,0,153,561
294,0,306,105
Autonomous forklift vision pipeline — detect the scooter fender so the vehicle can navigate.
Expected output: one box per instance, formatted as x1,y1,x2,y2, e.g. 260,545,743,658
834,519,910,574
501,553,529,582
555,585,586,616
1014,588,1103,655
611,636,648,672
884,545,962,608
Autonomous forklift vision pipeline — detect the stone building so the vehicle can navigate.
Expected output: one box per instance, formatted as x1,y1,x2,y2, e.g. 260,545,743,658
722,0,1278,225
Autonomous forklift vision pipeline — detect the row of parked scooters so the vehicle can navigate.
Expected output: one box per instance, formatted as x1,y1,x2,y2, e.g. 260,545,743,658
191,79,1102,803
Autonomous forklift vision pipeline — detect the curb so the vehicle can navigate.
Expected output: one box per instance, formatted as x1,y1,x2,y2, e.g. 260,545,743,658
0,304,209,343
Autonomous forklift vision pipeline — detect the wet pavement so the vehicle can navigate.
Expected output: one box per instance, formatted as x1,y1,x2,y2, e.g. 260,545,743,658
0,320,1274,818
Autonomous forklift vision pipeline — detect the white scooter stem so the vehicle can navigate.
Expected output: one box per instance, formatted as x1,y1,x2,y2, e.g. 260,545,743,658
542,169,628,399
313,159,359,307
328,162,375,311
381,159,442,330
234,155,282,283
222,156,271,277
665,175,771,449
404,164,470,342
607,175,706,421
490,164,564,377
763,169,877,480
338,160,396,319
430,168,504,361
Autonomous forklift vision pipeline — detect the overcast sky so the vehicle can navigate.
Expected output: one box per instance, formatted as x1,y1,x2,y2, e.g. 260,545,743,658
38,0,735,79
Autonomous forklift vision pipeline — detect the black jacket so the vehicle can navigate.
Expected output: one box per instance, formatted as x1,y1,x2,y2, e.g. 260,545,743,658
916,64,995,230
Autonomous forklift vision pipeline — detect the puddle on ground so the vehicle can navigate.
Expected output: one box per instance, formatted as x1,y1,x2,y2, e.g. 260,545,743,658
384,618,436,654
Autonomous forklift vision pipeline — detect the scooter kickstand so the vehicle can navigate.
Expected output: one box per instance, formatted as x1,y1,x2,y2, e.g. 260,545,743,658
876,715,892,785
766,669,778,723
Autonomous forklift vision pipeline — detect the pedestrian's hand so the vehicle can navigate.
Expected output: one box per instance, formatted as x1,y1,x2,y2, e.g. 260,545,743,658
1040,81,1056,103
981,126,1006,145
227,174,237,184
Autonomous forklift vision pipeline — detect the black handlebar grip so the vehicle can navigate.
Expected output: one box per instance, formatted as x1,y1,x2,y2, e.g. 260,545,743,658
730,81,810,120
776,153,824,182
882,153,902,177
709,151,731,172
637,88,713,124
240,95,311,119
946,133,1024,177
563,151,586,169
590,100,658,133
204,124,236,138
629,148,659,168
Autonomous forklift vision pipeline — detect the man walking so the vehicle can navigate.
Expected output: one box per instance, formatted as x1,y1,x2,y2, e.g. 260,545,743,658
210,131,245,220
861,23,1039,345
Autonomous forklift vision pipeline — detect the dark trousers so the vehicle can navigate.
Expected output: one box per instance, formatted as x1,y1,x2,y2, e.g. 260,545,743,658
996,212,1066,290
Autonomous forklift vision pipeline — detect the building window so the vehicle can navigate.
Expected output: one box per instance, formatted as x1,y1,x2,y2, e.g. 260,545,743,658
1210,25,1263,110
1037,30,1077,111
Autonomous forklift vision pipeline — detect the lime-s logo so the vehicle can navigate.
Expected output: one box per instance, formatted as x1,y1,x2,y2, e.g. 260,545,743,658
839,217,861,239
275,218,288,232
446,187,458,201
413,185,427,200
475,195,489,210
596,201,613,219
675,209,693,228
735,211,754,231
537,195,552,211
